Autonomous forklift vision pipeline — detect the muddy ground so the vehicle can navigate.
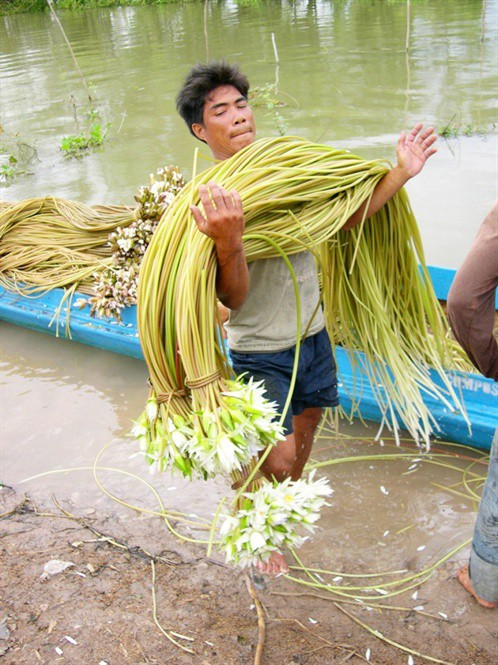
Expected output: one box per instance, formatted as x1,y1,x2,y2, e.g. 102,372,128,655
1,486,496,665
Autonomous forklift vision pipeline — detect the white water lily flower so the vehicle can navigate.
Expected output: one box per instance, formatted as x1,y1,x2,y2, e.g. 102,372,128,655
220,471,332,567
145,398,158,423
217,435,241,472
219,515,239,537
249,530,267,550
131,421,148,439
171,430,189,449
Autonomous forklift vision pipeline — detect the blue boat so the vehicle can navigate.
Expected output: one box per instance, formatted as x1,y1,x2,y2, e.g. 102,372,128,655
1,264,496,451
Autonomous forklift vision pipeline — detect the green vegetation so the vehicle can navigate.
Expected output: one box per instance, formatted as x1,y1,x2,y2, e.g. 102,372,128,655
249,84,290,136
60,122,110,157
439,117,495,139
0,0,189,15
0,127,37,183
0,154,24,181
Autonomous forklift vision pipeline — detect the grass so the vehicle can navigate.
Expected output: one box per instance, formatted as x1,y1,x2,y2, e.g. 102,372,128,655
0,0,191,15
439,116,495,139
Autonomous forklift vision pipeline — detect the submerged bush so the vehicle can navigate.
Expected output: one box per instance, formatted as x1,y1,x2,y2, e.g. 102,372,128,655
0,0,190,15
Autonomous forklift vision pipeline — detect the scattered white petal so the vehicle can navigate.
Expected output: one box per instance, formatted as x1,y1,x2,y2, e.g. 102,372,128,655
308,617,318,624
408,656,414,665
64,636,77,645
411,591,418,600
438,611,448,619
379,439,385,447
383,530,389,537
380,486,389,495
41,559,75,578
332,576,343,582
55,647,63,656
205,641,215,646
417,545,426,551
375,588,388,595
72,571,86,578
413,605,425,611
315,573,325,582
249,604,255,610
366,648,371,661
408,464,418,470
167,487,177,491
354,598,364,604
366,606,373,611
99,661,108,665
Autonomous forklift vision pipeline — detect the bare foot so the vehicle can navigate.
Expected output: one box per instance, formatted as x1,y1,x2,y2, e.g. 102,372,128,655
255,551,290,576
457,564,497,609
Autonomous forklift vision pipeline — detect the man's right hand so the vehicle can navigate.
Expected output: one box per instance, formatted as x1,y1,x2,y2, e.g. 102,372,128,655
189,181,245,253
190,181,250,311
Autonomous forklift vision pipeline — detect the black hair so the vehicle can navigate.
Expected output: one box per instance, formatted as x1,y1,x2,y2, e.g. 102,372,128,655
176,60,250,139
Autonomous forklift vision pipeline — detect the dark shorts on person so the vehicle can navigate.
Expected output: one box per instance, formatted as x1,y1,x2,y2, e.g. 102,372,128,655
229,327,339,435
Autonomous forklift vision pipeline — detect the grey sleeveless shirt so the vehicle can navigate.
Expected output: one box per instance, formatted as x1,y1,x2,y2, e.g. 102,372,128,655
226,251,325,352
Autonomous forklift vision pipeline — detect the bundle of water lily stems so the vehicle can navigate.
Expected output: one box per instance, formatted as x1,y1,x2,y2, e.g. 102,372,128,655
135,136,468,565
0,196,134,296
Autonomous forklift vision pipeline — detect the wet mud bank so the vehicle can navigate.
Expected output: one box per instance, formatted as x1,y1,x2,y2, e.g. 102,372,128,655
1,479,497,665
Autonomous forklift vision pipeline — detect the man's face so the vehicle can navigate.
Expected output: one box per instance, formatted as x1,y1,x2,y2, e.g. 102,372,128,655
192,84,256,160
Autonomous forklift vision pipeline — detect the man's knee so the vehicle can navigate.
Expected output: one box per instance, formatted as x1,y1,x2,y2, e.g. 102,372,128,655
293,407,323,434
263,438,296,482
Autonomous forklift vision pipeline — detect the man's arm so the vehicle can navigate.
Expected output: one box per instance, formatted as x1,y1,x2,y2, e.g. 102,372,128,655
190,182,249,310
342,123,437,231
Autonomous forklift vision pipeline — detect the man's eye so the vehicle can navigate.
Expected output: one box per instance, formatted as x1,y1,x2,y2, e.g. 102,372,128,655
215,111,225,116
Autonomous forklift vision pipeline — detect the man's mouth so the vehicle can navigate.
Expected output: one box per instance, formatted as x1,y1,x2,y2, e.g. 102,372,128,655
231,129,252,138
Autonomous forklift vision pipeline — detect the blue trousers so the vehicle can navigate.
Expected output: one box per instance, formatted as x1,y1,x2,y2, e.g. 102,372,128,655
469,428,498,602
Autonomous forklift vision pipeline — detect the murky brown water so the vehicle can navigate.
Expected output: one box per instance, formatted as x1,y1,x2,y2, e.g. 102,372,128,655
1,0,497,267
1,321,483,572
1,0,493,575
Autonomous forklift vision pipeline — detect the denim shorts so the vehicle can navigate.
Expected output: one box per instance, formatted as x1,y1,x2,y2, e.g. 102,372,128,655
229,327,339,435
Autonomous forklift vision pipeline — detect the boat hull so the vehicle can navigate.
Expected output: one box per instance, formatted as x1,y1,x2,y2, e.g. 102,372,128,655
1,265,496,451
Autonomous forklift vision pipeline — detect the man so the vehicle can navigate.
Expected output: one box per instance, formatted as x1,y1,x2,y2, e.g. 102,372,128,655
447,201,498,609
176,61,437,574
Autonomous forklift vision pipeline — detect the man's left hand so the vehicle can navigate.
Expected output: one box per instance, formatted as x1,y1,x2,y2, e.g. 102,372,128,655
396,123,437,179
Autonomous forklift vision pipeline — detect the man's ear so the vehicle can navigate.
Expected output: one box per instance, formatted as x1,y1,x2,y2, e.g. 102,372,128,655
191,122,206,142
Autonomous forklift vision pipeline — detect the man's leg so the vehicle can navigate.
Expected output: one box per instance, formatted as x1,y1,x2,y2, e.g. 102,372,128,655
261,432,297,483
256,433,296,575
291,407,323,480
255,408,323,575
259,407,323,482
457,428,498,608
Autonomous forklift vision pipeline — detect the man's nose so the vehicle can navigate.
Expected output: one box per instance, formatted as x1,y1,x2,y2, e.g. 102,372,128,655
233,109,246,124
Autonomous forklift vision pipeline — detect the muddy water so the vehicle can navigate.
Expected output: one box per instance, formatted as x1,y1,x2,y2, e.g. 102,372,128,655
1,322,228,524
1,321,481,573
1,0,497,267
1,0,492,574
